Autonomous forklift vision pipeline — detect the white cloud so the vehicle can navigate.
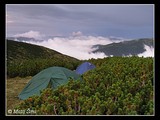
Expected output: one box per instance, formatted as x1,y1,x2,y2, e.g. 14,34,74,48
138,44,154,57
19,31,121,60
13,30,45,40
15,31,155,60
29,35,114,60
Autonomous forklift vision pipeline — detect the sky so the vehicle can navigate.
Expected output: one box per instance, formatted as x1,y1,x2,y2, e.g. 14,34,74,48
6,4,154,39
6,4,154,60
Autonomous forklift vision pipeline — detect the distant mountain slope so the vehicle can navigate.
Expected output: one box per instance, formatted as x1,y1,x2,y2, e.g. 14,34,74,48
7,39,79,62
92,38,154,56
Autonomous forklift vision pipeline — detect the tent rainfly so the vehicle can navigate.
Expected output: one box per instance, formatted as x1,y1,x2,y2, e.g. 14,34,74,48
18,67,82,100
75,62,96,75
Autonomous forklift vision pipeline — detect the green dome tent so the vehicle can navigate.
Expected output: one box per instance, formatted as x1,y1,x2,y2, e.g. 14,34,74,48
18,67,82,100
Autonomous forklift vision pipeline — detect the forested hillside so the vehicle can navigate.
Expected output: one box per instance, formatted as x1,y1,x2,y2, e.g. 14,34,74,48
93,38,153,56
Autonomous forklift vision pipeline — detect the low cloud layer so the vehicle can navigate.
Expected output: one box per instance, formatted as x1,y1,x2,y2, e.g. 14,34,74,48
138,44,154,57
12,31,154,60
29,33,115,60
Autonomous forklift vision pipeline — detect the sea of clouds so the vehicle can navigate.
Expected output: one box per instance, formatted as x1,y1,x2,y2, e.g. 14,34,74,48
12,30,154,60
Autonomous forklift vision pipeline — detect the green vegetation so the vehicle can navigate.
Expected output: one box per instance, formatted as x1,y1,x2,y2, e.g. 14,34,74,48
12,57,154,115
93,38,154,56
7,40,81,78
6,40,154,115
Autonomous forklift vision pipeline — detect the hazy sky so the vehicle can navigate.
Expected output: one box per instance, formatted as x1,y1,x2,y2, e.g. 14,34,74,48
6,4,154,39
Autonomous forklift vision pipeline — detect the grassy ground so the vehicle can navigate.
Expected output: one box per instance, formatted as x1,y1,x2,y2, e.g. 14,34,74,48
6,76,32,114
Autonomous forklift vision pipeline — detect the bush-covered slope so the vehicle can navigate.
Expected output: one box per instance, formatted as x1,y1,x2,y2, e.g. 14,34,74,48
7,40,81,78
13,57,154,115
7,40,79,62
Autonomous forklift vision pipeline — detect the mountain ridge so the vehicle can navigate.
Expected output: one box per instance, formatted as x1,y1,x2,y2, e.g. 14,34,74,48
7,39,80,63
92,38,154,57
